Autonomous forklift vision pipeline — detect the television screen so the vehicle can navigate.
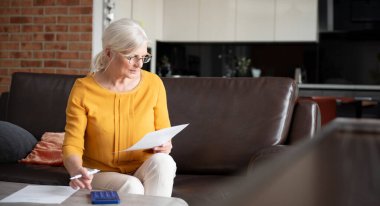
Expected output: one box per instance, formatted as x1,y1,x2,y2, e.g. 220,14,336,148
351,0,380,22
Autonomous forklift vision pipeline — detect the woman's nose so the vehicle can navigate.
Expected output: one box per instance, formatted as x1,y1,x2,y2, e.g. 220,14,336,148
134,59,143,68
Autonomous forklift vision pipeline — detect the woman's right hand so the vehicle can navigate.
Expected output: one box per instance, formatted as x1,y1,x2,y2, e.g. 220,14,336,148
69,167,94,190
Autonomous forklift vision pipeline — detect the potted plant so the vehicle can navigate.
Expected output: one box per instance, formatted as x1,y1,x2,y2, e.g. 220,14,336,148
158,55,171,77
235,57,251,77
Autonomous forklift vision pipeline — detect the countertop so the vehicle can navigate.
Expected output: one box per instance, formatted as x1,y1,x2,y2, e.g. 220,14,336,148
298,83,380,91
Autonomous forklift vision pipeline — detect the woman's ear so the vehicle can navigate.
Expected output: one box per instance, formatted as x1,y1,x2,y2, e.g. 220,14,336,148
105,49,112,58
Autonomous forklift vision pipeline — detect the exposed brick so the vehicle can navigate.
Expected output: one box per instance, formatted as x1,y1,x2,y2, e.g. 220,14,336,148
44,60,67,68
57,16,80,23
80,0,92,6
21,8,44,15
10,51,33,58
0,42,19,50
33,0,55,6
0,52,10,58
69,25,92,32
34,51,55,59
0,69,8,75
22,25,43,32
11,0,33,7
45,25,68,32
79,52,91,60
21,42,42,50
57,33,80,41
0,34,9,41
0,60,20,67
44,7,68,15
0,17,10,23
69,60,90,69
80,33,91,41
80,16,92,23
1,0,93,89
8,68,32,74
56,51,79,59
31,68,56,73
34,16,56,24
10,16,32,24
0,85,10,93
34,33,55,41
69,42,91,51
69,7,92,15
44,42,67,50
78,70,89,75
10,34,33,41
21,60,42,67
0,76,11,84
0,8,21,15
0,1,10,7
56,0,80,6
56,68,80,74
0,25,20,32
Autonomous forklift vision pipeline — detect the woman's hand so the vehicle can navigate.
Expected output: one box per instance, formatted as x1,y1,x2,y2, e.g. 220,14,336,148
153,140,173,154
69,167,94,190
64,155,93,190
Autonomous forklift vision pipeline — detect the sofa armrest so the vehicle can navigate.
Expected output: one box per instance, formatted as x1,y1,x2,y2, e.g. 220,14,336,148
0,92,9,121
287,99,321,144
247,145,289,173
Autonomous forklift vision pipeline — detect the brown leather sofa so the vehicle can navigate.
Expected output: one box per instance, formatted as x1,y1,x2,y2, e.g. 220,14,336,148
0,72,320,205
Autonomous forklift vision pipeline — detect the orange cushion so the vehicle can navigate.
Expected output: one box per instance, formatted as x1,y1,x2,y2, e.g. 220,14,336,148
19,132,64,166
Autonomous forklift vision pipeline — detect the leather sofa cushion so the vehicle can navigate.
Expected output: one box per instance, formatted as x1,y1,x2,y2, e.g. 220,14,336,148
173,174,238,205
0,163,69,185
7,73,81,139
288,99,321,144
163,77,297,174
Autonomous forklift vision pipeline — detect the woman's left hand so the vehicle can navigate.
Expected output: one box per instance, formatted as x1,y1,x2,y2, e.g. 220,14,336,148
153,140,172,154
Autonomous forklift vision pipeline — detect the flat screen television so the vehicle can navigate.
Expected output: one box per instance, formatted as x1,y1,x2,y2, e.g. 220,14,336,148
351,0,380,22
318,31,380,85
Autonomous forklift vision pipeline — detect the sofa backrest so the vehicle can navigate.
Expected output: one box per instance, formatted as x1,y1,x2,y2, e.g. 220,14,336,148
5,73,299,175
163,77,298,174
7,72,81,140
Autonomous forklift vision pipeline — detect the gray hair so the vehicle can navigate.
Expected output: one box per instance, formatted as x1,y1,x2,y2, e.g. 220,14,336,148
91,18,149,73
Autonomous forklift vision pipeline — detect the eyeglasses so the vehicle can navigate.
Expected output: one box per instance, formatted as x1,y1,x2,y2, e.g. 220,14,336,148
121,54,152,64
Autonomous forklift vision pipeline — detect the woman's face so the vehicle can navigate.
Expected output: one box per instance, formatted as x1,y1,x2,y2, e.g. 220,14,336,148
112,41,149,79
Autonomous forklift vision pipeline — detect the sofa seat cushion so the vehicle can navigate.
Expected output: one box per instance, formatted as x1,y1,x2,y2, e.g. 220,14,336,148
0,121,37,163
173,174,242,205
0,163,69,185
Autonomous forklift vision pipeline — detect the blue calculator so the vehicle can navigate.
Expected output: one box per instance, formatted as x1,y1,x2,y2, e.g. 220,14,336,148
90,190,120,204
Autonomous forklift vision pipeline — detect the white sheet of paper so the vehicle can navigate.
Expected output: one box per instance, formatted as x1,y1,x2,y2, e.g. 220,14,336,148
0,185,77,204
121,124,189,152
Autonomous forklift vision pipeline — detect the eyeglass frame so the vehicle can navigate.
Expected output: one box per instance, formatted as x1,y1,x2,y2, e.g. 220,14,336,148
119,53,152,64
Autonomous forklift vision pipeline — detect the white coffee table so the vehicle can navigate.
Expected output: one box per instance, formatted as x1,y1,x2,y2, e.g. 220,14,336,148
0,181,188,206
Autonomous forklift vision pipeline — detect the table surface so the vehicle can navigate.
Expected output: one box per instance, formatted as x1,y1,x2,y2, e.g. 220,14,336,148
0,181,188,206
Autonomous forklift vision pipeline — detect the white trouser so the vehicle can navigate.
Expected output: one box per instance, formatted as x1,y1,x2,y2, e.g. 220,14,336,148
92,153,177,197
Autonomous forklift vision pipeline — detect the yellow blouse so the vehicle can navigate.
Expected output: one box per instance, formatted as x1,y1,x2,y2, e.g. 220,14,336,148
63,70,171,174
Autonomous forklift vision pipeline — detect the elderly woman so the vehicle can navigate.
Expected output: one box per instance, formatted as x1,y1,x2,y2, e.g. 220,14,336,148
63,18,176,197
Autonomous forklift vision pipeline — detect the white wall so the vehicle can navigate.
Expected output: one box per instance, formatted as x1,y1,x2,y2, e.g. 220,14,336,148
92,0,103,59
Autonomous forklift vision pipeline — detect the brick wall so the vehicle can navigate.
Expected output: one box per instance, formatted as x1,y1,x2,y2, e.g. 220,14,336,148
0,0,93,92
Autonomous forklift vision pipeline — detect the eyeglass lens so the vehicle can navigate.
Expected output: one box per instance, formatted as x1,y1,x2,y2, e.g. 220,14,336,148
128,56,151,64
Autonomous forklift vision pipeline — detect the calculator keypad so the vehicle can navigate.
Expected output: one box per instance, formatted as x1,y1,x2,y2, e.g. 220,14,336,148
90,191,120,204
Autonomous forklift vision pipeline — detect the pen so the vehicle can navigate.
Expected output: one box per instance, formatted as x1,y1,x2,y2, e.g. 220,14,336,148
70,169,100,180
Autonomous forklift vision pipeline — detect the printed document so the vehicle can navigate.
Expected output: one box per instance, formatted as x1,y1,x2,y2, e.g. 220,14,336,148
120,124,189,152
0,185,77,204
